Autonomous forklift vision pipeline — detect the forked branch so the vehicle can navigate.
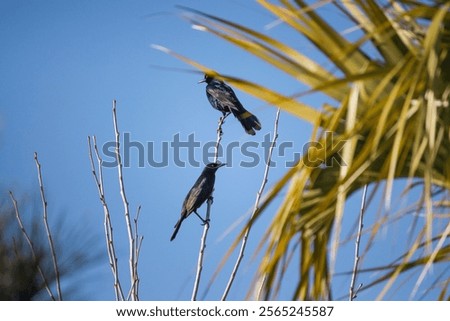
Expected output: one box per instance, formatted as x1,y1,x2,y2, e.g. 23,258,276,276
88,135,125,301
191,115,226,301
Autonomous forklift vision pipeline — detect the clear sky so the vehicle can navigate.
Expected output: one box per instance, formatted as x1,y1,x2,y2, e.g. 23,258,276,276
0,0,442,301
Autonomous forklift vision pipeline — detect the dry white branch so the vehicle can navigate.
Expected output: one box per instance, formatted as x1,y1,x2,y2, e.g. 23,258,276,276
191,197,212,301
112,99,140,301
134,205,144,298
87,135,125,301
34,152,63,300
222,108,281,301
191,115,226,301
349,184,367,300
127,206,144,301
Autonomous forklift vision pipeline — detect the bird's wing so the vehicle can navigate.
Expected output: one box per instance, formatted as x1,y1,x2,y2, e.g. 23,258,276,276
206,82,243,113
183,177,207,215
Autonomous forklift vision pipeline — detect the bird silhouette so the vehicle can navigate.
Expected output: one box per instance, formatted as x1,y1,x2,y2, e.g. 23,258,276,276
170,162,226,241
199,74,261,135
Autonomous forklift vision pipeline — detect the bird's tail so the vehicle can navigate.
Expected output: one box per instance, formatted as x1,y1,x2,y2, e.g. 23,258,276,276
170,217,184,241
234,110,261,135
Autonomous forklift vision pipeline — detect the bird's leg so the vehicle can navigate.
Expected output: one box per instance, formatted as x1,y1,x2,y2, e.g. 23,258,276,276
218,112,230,127
194,210,209,226
217,114,228,137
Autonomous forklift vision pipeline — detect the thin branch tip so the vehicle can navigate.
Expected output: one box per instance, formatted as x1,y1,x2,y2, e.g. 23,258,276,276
223,108,281,301
192,116,225,301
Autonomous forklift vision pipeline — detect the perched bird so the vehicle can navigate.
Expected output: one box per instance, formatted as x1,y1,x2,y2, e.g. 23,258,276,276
170,162,226,241
199,74,261,135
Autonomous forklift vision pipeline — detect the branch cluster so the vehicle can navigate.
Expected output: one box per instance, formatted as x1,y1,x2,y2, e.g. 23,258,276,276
87,100,143,301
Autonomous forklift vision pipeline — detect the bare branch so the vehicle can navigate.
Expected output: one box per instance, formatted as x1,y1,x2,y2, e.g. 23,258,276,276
34,152,63,300
134,205,143,276
349,184,368,300
87,135,125,301
191,198,212,301
214,114,227,163
9,191,56,301
223,108,281,301
191,115,226,301
112,99,139,301
127,206,143,301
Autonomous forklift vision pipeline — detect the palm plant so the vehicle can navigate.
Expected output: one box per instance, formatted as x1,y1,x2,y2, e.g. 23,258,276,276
160,0,450,300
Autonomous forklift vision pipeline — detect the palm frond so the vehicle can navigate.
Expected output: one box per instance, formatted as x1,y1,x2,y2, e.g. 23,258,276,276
159,0,450,300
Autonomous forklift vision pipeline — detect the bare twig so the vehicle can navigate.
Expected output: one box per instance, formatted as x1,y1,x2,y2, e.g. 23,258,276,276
9,191,56,301
191,197,212,301
222,108,281,301
34,152,62,300
191,115,226,301
127,206,144,301
349,184,368,300
112,99,140,301
88,136,125,301
213,114,227,163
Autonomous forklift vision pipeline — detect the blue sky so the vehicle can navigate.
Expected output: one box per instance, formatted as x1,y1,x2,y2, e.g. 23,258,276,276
0,0,444,301
0,0,313,300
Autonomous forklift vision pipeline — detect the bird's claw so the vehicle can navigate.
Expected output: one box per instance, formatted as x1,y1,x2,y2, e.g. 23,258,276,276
201,218,210,226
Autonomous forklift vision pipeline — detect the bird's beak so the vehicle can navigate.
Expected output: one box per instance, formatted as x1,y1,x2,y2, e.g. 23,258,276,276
198,79,206,84
219,163,226,168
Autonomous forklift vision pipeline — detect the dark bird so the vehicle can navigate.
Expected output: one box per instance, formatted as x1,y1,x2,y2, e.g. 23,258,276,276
170,162,226,241
199,74,262,135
